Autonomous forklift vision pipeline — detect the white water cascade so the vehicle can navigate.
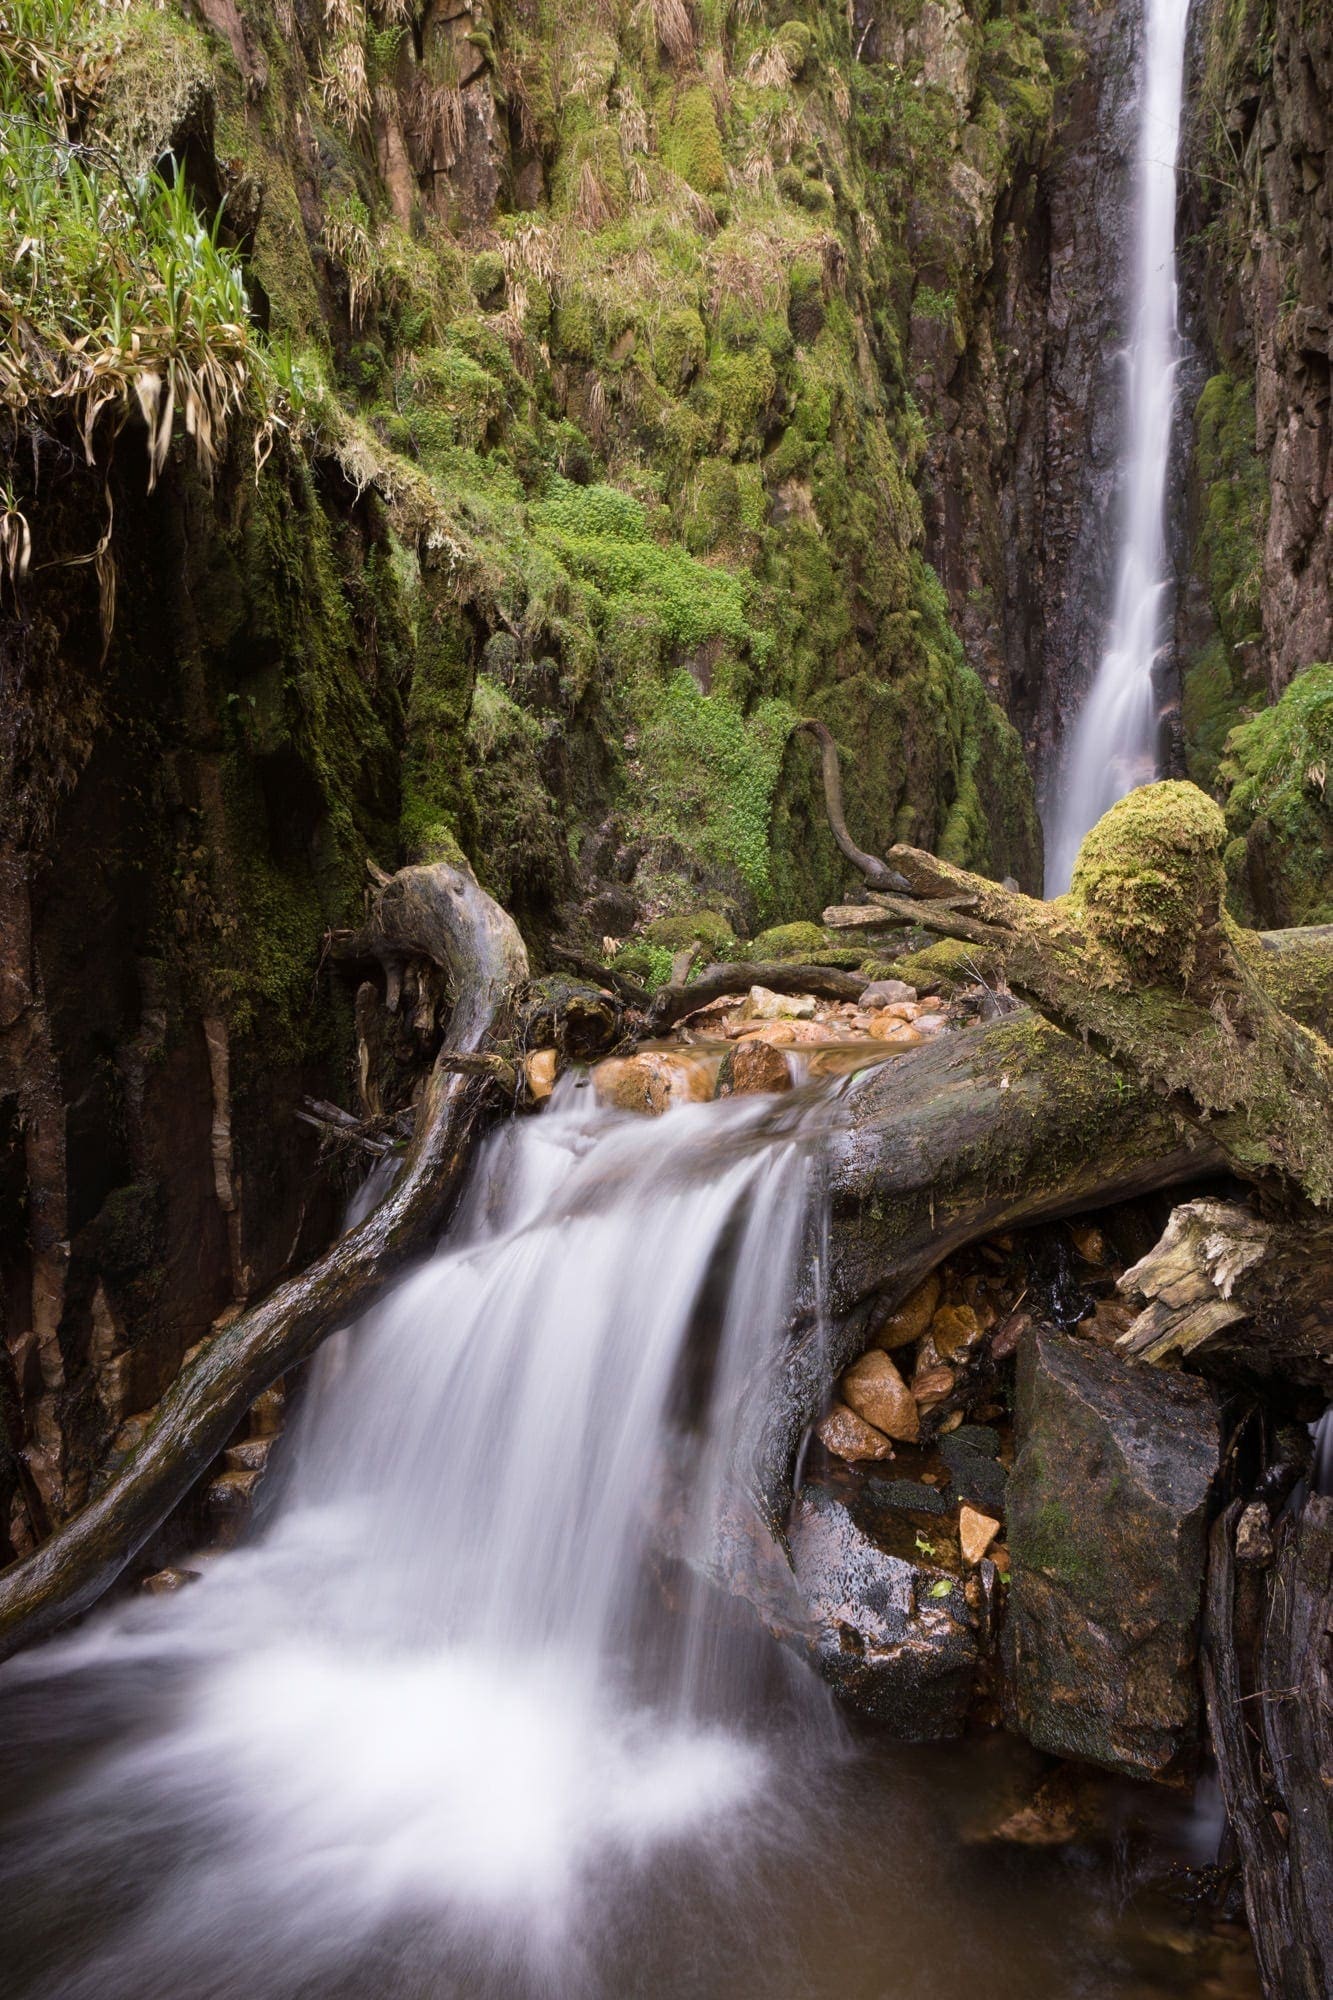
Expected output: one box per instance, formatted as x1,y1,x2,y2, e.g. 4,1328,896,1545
1044,0,1193,895
0,1081,832,2000
0,1076,1238,1999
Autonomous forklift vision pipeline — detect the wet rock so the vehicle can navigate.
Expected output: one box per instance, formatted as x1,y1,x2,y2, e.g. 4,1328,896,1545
525,1047,557,1100
140,1567,201,1595
959,1504,1000,1566
860,979,917,1007
862,1475,949,1518
939,1426,1008,1513
840,1350,919,1442
1234,1500,1275,1568
871,1272,941,1350
929,1303,985,1361
716,1040,792,1097
868,1018,923,1047
592,1052,712,1115
741,985,817,1021
790,1484,979,1739
817,1401,894,1462
1006,1325,1221,1778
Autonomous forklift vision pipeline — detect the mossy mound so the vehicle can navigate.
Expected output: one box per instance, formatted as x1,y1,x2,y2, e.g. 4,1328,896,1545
1069,784,1228,985
1218,663,1333,928
750,920,828,961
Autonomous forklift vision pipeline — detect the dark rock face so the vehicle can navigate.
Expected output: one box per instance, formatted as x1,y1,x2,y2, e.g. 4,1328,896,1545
1180,0,1333,693
919,0,1142,794
789,1483,979,1740
1006,1325,1220,1778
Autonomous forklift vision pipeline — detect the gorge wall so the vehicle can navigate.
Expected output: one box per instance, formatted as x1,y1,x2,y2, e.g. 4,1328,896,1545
2,0,1331,1559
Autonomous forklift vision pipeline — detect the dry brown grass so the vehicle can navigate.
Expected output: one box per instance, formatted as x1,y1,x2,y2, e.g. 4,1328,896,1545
650,0,695,66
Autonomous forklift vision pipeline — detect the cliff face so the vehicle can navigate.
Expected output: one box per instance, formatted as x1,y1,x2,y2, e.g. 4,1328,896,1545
0,0,1072,1559
2,0,1330,1553
1175,0,1332,924
914,0,1140,796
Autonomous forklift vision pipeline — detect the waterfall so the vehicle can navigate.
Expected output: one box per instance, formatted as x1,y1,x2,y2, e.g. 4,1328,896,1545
0,1080,834,1999
1044,0,1193,895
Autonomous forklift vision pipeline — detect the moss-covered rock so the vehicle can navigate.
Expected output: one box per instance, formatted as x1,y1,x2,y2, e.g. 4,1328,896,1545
1217,662,1333,927
1068,783,1229,984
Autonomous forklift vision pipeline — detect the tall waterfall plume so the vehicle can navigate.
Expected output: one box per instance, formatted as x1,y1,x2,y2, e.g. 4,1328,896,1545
1044,0,1193,895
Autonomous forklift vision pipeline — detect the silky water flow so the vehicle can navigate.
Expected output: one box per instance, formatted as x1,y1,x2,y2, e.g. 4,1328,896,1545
1045,0,1193,893
0,1076,1247,2000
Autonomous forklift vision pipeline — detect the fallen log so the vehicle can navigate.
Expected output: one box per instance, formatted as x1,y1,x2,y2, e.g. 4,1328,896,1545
0,855,528,1663
743,1007,1227,1538
822,786,1333,1208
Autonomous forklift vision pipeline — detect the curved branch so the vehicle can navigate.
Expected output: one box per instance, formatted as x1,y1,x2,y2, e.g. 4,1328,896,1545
0,855,528,1663
795,719,913,894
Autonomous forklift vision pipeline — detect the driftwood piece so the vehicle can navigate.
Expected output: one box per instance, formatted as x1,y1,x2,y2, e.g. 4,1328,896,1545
1203,1501,1330,2000
1117,1199,1333,1389
819,819,1333,1209
0,855,528,1663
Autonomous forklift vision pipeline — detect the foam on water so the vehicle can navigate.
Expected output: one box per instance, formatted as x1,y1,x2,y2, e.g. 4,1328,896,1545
0,1079,829,1997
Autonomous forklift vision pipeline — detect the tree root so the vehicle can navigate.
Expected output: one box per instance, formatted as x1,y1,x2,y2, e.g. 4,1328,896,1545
0,855,528,1664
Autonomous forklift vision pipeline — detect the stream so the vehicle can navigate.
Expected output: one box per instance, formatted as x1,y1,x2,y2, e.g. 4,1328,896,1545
0,1079,1256,1999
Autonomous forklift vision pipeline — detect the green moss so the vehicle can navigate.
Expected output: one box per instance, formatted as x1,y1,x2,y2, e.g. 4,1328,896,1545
399,575,477,864
1181,374,1269,789
661,84,728,194
637,673,797,901
1217,662,1333,927
644,910,738,955
1069,782,1229,983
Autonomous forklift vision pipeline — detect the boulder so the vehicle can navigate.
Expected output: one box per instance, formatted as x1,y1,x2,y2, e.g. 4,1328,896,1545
840,1349,919,1441
741,985,817,1020
591,1051,712,1114
871,1272,941,1349
716,1040,792,1097
1006,1325,1220,1778
789,1484,979,1738
860,979,917,1006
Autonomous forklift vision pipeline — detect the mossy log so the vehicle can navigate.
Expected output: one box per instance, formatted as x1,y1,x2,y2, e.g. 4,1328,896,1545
0,856,528,1664
827,783,1333,1208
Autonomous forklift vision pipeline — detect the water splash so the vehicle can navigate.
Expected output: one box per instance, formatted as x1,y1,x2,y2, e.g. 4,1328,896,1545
0,1081,830,1998
1045,0,1193,894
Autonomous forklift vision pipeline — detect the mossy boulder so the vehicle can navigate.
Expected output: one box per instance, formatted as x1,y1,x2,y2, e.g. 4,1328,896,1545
1068,782,1228,984
643,910,738,957
749,920,827,961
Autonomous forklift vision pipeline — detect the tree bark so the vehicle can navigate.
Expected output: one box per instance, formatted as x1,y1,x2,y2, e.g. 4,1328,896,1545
1202,1501,1331,2000
1116,1198,1333,1390
0,856,527,1664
